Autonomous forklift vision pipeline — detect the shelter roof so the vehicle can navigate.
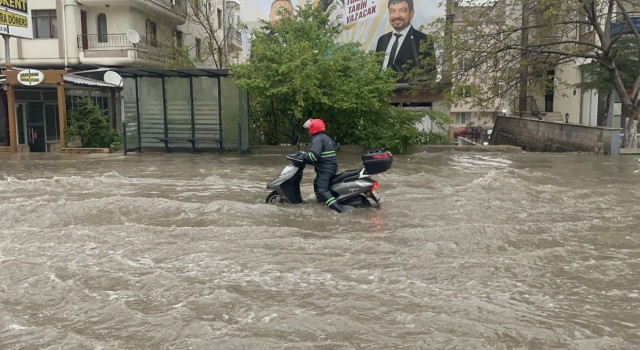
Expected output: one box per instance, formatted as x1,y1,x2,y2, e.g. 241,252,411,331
72,67,230,78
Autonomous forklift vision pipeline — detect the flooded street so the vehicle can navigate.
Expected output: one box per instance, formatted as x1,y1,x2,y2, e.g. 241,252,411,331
1,150,639,349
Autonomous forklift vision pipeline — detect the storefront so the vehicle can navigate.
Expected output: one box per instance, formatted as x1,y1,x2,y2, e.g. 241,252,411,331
1,68,121,153
1,69,67,153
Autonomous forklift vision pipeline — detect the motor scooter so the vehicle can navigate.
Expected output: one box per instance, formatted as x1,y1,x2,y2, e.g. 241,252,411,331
265,149,393,208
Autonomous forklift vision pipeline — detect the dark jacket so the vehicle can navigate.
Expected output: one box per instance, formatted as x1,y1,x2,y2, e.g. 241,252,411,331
304,132,338,174
375,26,432,82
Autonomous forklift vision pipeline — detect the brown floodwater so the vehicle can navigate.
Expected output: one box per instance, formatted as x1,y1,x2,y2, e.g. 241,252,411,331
1,150,639,349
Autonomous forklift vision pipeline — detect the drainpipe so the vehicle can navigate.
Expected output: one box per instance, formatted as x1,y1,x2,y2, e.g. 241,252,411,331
62,0,78,69
222,0,227,68
62,0,68,68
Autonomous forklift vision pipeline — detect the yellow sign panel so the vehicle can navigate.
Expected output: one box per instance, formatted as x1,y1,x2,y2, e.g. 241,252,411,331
0,0,28,14
0,8,27,27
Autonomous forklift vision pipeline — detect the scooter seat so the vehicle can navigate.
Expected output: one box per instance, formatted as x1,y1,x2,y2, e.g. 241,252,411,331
331,169,362,185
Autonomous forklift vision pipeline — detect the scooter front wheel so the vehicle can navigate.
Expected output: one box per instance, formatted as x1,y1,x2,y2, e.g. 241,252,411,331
266,191,285,204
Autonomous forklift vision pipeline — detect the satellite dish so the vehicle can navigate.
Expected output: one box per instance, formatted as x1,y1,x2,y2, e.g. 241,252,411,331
103,71,123,87
126,29,140,45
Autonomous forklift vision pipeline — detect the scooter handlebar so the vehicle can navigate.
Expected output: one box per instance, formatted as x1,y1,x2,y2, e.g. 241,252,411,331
286,152,305,165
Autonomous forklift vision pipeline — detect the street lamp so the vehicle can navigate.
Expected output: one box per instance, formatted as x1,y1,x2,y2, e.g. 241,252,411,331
565,113,569,123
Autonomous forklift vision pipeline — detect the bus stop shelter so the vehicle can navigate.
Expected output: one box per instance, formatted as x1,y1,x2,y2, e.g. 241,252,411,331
75,67,249,155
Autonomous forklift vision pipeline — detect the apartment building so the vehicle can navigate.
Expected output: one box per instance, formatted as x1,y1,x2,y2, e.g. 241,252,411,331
448,0,640,139
179,0,242,68
446,2,507,138
0,0,238,153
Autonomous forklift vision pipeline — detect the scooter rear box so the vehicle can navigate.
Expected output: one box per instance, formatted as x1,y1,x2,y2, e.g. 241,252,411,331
362,149,393,174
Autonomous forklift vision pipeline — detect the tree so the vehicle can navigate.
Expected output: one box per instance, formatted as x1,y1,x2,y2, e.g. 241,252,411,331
66,98,121,149
233,3,438,152
438,0,640,147
180,0,240,68
576,33,640,126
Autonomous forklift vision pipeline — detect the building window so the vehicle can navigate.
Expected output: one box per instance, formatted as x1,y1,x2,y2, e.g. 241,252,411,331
97,14,108,43
455,112,471,125
195,38,202,59
174,30,183,48
32,10,58,39
146,19,157,47
217,8,223,29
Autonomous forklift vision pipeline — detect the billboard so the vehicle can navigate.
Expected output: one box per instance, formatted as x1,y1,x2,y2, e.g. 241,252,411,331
240,0,443,51
240,0,443,81
0,0,32,39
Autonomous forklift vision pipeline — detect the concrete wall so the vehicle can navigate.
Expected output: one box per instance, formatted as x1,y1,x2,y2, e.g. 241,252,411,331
492,115,622,155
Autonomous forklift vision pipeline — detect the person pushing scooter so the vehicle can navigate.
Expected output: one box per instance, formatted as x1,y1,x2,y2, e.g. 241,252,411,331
301,118,344,213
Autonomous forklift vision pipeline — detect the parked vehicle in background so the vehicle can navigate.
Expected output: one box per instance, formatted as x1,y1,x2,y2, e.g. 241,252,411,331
453,126,482,142
481,129,493,145
453,126,493,145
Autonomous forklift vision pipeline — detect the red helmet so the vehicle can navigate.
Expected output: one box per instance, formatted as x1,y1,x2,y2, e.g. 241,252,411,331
303,118,325,136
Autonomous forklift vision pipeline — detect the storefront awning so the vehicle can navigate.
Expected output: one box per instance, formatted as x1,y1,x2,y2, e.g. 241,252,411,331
64,74,123,89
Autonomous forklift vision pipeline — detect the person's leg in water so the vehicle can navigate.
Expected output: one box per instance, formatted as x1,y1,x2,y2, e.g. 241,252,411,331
313,180,322,203
315,171,343,213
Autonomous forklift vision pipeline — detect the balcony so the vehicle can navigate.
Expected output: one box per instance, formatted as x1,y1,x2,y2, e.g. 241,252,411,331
77,0,187,23
77,33,136,50
77,33,176,66
611,17,640,36
149,0,187,16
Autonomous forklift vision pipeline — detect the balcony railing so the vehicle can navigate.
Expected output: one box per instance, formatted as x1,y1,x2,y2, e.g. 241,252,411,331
77,33,175,51
77,33,186,65
77,33,135,49
150,0,187,16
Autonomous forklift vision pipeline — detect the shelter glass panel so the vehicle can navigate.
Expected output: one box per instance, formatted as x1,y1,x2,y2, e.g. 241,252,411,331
220,77,249,152
139,78,165,147
165,78,192,139
192,77,221,145
122,78,140,152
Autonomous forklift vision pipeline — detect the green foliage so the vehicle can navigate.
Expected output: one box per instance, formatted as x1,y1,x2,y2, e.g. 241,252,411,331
249,99,302,145
577,35,640,92
413,131,452,145
66,98,121,148
235,3,436,152
164,46,195,68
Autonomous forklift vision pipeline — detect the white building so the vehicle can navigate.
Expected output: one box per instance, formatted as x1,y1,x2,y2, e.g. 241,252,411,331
447,0,640,141
0,0,192,69
0,0,242,153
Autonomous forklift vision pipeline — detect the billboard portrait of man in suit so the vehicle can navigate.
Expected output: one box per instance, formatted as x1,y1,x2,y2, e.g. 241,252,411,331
269,0,295,24
375,0,433,82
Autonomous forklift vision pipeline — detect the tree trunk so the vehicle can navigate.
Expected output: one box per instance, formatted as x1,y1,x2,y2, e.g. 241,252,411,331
622,105,639,148
600,91,611,127
518,1,530,118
